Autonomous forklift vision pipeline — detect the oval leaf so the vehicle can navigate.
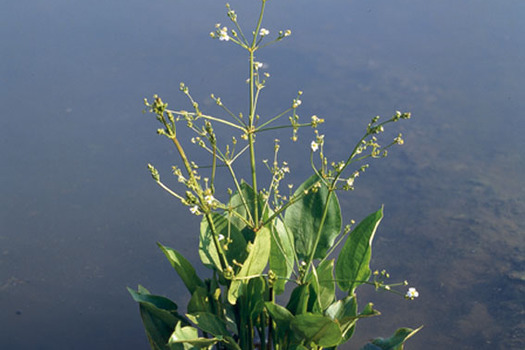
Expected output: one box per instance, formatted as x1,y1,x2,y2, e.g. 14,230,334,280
335,207,383,293
227,226,271,304
158,243,204,295
291,313,343,347
199,212,247,272
308,259,336,311
270,217,295,294
285,173,342,262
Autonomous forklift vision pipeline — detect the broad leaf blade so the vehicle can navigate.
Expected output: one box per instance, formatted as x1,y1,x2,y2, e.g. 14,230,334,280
186,313,241,350
308,259,336,311
228,181,262,240
335,207,383,292
186,312,230,337
187,286,213,314
199,212,247,272
128,286,186,350
270,217,295,294
365,326,423,350
325,295,358,341
286,283,311,316
227,226,271,304
291,313,343,348
265,302,295,345
168,322,219,349
158,243,204,295
284,174,342,261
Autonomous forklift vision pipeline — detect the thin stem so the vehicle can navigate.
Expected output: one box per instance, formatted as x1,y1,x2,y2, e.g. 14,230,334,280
246,0,268,226
154,180,185,201
218,101,248,128
256,122,312,133
211,142,217,193
169,109,246,131
251,0,267,48
225,159,255,226
248,51,259,225
205,212,229,272
255,107,293,130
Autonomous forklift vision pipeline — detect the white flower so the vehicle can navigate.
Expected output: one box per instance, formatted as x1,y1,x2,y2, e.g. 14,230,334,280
189,206,200,215
405,287,419,300
204,195,215,205
218,234,225,241
254,61,263,69
259,28,270,36
292,99,302,108
346,177,354,187
219,27,230,41
311,141,319,152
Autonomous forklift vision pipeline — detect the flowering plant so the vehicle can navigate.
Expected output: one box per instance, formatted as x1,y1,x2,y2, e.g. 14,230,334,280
129,1,421,349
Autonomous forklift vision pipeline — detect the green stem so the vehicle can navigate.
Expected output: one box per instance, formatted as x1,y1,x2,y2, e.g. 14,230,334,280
174,111,245,131
205,212,229,272
248,50,259,226
256,122,313,133
255,107,293,130
251,0,267,48
154,179,185,202
170,135,228,271
247,0,268,227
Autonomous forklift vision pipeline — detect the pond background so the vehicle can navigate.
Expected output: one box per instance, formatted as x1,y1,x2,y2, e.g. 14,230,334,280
1,0,524,349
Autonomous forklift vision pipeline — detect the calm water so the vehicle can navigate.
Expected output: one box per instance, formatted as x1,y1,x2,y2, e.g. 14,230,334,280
1,0,524,349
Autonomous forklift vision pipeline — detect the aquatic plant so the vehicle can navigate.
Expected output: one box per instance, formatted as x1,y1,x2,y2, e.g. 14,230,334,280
130,1,421,349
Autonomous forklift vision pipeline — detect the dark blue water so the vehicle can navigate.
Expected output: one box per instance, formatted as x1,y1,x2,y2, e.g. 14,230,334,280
2,0,524,349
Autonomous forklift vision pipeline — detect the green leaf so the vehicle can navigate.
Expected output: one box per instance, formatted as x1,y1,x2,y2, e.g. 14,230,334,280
187,286,212,314
227,226,271,304
128,286,187,350
270,217,295,294
168,322,219,349
265,302,294,347
308,259,336,311
199,212,247,272
246,277,267,322
158,243,204,295
335,207,383,293
284,173,342,262
289,346,309,350
325,295,358,340
324,295,357,322
129,286,179,311
286,283,311,316
186,312,230,337
360,302,381,318
186,313,242,350
228,181,262,240
364,326,423,350
265,302,294,329
291,313,343,348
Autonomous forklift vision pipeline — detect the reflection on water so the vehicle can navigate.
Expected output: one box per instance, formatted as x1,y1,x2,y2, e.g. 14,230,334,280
1,0,524,349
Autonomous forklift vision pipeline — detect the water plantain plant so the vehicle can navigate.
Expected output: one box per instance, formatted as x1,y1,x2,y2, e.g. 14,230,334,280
129,1,421,349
